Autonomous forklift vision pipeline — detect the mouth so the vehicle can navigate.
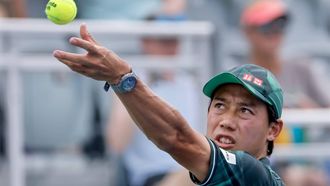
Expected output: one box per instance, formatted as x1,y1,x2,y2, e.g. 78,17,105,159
214,134,236,149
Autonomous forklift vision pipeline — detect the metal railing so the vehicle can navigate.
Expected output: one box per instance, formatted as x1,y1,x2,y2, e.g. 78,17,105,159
1,18,330,186
0,18,214,186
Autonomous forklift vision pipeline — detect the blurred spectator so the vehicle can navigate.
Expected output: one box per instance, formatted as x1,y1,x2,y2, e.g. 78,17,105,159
240,1,330,184
0,1,7,17
241,0,330,107
107,7,196,186
0,0,27,17
240,0,330,144
15,0,45,18
280,164,329,186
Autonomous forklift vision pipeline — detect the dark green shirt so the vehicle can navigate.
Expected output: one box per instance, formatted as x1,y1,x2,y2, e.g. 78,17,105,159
190,138,284,186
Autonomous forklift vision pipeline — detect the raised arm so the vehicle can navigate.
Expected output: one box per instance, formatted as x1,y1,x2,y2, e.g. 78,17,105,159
53,24,210,181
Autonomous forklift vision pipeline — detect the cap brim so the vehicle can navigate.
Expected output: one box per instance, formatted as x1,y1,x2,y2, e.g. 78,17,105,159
203,72,272,106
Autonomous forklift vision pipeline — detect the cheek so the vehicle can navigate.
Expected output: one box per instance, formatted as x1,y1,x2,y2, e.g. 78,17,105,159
240,122,268,140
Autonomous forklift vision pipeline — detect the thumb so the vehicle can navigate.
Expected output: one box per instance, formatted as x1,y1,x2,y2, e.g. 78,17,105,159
80,23,99,45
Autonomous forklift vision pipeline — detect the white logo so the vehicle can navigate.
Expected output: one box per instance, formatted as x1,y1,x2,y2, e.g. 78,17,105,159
220,148,236,165
242,74,263,86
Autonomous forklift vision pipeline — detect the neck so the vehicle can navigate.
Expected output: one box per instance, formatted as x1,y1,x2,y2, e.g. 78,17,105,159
250,49,281,75
255,146,269,160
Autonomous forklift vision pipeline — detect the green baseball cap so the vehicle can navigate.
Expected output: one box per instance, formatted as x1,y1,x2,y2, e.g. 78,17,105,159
203,64,283,119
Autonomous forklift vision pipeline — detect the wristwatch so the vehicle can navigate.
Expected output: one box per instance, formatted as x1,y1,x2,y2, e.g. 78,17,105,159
104,72,137,93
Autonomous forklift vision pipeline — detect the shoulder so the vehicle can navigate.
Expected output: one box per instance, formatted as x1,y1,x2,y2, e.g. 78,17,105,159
190,139,284,185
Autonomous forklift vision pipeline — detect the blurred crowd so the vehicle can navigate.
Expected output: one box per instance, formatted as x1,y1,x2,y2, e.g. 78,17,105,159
1,0,330,186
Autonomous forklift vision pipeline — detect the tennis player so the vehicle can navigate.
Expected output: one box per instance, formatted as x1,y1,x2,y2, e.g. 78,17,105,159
53,23,284,185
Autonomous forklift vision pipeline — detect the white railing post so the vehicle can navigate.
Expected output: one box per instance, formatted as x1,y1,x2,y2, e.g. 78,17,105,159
6,50,25,186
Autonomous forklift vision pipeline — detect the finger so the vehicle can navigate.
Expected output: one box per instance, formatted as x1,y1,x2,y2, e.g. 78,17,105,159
80,23,99,45
69,37,98,53
57,57,99,79
56,56,92,74
53,50,87,65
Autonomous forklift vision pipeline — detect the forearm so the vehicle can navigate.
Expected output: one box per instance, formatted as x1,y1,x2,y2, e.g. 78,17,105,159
115,78,192,150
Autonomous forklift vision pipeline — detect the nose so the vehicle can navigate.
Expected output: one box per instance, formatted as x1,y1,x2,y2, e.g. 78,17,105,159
219,122,236,131
219,114,237,131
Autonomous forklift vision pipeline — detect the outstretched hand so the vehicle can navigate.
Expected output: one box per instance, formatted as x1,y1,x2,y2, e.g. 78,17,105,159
53,23,131,84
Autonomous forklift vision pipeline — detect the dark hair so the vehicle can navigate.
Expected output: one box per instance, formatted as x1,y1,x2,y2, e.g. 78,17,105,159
267,106,277,156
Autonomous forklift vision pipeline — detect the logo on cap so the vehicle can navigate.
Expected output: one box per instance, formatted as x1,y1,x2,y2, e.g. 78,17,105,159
242,74,263,87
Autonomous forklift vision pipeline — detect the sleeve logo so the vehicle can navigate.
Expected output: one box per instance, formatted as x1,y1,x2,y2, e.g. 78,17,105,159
220,148,236,165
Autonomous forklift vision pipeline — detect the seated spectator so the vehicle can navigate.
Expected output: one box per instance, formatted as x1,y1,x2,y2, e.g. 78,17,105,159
241,0,330,109
240,0,330,145
0,1,7,17
0,0,26,17
280,164,329,186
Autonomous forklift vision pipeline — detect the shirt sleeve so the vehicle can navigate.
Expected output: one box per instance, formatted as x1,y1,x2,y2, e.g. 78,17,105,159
189,138,282,186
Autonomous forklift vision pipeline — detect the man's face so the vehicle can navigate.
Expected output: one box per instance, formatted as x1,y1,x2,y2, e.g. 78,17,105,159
245,26,283,55
207,84,273,158
244,18,287,54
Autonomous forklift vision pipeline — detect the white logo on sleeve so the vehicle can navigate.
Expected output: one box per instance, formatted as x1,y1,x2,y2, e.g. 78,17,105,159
220,148,236,165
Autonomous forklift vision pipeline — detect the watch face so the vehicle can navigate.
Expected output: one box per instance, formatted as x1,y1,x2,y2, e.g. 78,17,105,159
122,76,137,91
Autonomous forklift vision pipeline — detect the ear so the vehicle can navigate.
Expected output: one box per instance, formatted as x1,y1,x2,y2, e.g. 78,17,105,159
267,119,283,141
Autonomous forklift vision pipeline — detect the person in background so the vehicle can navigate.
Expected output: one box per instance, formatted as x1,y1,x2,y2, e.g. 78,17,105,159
281,164,329,186
0,1,7,17
241,0,330,109
240,0,330,145
241,1,330,184
0,0,26,17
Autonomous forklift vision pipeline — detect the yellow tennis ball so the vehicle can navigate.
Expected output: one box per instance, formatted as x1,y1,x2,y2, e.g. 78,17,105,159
45,0,77,25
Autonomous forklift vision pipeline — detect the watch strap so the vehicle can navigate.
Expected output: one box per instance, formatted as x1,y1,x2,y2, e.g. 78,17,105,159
104,82,111,92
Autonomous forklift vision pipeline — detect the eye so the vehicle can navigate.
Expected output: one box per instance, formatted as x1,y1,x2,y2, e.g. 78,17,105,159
241,107,254,115
213,102,226,113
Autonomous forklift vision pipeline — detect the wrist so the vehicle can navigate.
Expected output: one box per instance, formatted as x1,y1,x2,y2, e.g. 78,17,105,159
104,70,138,93
107,64,132,85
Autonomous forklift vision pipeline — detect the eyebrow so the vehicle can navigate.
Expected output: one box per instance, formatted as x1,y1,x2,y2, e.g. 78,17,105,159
213,96,258,107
